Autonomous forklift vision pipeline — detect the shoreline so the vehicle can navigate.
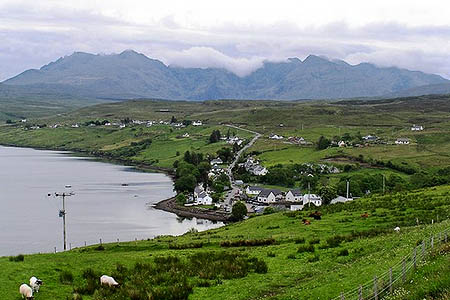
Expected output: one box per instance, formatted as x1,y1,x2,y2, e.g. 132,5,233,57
0,143,229,222
154,197,230,222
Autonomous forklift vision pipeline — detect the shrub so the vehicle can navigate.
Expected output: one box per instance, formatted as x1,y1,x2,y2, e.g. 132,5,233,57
94,245,105,251
297,244,315,253
294,237,306,244
8,254,24,262
326,235,346,248
338,249,349,256
267,251,276,257
287,253,297,259
220,238,276,247
60,270,74,284
309,238,320,245
308,254,320,262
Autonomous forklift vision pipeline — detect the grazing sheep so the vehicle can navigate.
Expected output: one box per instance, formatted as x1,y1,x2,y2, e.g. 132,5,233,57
360,212,369,218
302,219,311,225
394,226,400,232
29,276,43,293
19,284,34,300
100,275,119,287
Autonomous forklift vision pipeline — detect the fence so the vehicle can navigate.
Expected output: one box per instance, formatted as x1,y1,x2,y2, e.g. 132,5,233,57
332,227,449,300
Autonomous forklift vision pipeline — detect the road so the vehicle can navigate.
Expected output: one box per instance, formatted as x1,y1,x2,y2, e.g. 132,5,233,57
223,124,261,208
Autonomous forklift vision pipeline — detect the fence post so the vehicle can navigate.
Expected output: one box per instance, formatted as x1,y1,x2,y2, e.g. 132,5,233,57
359,285,363,300
422,241,425,260
413,247,417,269
389,267,393,294
84,241,87,247
54,247,57,254
374,275,378,300
402,259,406,283
100,238,102,245
340,292,345,300
117,238,120,246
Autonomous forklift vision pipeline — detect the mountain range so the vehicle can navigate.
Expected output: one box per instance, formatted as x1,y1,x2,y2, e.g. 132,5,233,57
2,50,448,100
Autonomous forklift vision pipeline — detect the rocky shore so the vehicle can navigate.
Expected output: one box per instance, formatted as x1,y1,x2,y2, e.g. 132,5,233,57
154,197,230,222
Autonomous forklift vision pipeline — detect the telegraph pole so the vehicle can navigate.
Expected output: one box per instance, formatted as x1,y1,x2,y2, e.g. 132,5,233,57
49,190,74,251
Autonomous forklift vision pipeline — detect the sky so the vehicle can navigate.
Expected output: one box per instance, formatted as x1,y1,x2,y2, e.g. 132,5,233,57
0,0,449,80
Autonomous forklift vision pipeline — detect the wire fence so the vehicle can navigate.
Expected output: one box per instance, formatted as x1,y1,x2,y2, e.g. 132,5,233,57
332,227,449,300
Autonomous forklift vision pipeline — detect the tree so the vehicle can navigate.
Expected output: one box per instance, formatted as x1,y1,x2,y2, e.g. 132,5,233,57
174,174,196,193
231,201,247,221
217,147,233,162
176,193,187,205
318,185,337,205
317,136,331,150
170,116,177,124
209,130,221,143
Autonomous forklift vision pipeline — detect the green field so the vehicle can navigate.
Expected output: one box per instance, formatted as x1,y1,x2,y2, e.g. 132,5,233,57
1,185,449,300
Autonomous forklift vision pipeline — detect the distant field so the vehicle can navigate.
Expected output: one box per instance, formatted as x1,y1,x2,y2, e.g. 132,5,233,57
1,95,450,171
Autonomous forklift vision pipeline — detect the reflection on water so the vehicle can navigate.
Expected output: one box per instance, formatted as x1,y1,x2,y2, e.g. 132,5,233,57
0,146,223,256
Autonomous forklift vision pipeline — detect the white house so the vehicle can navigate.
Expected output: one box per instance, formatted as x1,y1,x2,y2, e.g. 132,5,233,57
302,194,322,206
257,189,283,203
395,138,410,145
246,186,264,195
210,158,223,165
290,204,304,211
252,165,268,176
194,185,204,198
286,189,303,202
269,134,284,140
193,120,203,126
330,196,353,205
196,192,213,205
362,135,378,141
411,125,423,131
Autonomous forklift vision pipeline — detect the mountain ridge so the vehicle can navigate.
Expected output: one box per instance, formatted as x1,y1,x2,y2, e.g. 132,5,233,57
2,50,448,100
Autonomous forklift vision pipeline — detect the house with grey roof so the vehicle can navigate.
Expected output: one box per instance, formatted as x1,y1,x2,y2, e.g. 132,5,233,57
257,189,283,203
286,189,303,202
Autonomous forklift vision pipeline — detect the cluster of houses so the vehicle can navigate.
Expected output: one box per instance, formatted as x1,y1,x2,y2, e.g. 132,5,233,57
224,136,244,146
245,187,322,210
287,136,310,145
241,157,268,176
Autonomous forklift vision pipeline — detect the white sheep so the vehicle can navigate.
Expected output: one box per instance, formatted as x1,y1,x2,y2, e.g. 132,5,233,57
19,284,34,300
394,226,400,232
100,275,119,287
29,276,43,293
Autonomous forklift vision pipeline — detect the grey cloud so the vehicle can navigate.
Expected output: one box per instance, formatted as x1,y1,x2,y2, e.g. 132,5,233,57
0,3,449,80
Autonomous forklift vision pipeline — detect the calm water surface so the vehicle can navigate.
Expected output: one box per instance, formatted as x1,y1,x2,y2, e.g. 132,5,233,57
0,146,222,256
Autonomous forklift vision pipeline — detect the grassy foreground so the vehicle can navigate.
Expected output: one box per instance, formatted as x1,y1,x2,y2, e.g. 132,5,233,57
1,185,449,300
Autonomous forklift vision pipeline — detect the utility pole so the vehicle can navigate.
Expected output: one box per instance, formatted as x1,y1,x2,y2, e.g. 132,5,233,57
49,190,74,251
346,180,350,200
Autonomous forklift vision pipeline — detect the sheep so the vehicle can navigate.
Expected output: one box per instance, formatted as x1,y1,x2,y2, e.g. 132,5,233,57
100,275,119,287
29,276,43,293
19,284,34,300
360,212,369,218
394,226,400,232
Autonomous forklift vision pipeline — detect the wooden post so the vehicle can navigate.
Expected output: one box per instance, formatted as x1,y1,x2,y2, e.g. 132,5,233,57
402,259,406,283
117,238,120,246
358,285,363,300
54,247,57,254
340,292,345,300
422,241,425,260
413,247,417,269
389,267,393,294
374,275,378,300
84,241,87,247
100,238,102,245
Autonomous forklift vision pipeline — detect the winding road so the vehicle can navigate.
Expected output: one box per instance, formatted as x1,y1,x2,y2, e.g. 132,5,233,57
223,125,261,207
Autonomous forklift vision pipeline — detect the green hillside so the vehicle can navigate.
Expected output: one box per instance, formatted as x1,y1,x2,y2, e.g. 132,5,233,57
1,185,449,300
